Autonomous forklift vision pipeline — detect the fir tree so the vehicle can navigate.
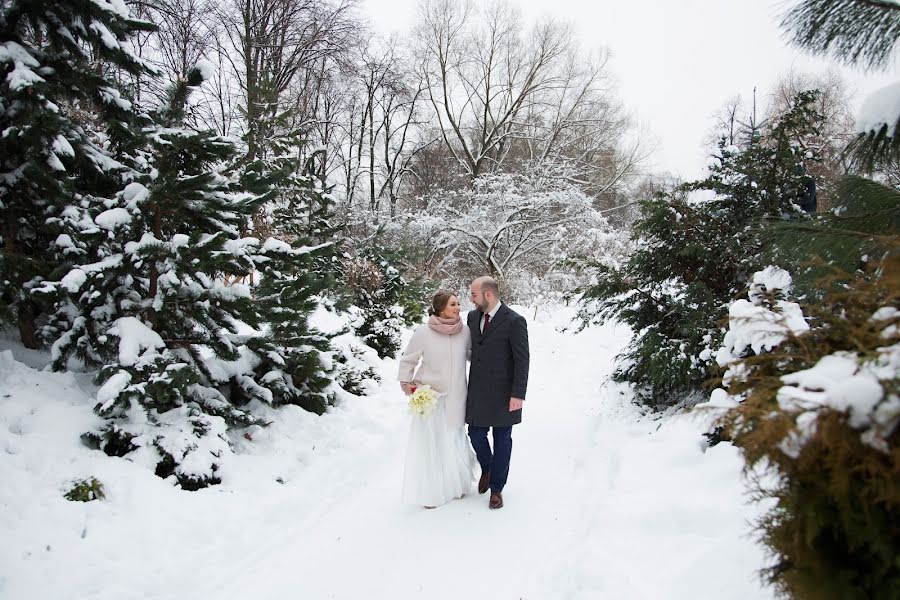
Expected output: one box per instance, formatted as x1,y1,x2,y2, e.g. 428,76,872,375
575,92,825,406
243,239,338,415
232,111,347,414
0,0,155,347
40,65,340,488
761,175,900,297
259,123,345,280
241,152,343,414
781,0,900,72
234,82,413,410
717,258,900,600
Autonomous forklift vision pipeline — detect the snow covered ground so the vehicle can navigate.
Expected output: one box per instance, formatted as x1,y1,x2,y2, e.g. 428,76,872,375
0,307,773,599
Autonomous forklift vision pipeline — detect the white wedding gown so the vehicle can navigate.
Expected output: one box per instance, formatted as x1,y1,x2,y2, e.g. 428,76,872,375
401,394,477,506
397,324,477,507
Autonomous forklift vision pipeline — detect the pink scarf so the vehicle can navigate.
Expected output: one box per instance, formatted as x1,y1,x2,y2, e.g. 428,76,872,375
428,315,463,335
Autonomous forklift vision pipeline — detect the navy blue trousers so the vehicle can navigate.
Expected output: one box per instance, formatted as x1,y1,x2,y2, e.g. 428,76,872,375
467,425,512,494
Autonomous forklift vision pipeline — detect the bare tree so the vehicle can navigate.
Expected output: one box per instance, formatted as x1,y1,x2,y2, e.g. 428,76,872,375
367,38,431,217
121,0,220,109
298,51,366,193
122,0,240,136
316,39,388,213
413,0,647,214
403,131,471,202
415,0,573,178
326,36,431,219
377,75,431,218
705,94,745,149
153,0,218,77
356,37,393,213
330,82,368,208
219,0,359,163
195,40,241,137
514,47,649,200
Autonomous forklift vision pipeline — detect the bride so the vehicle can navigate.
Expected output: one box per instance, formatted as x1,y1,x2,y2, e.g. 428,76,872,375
398,290,477,508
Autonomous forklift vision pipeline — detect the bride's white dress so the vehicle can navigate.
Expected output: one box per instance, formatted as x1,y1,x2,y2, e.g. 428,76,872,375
397,324,477,506
401,393,477,506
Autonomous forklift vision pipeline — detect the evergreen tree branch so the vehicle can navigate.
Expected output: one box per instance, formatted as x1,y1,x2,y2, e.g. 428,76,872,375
844,116,900,172
780,0,900,71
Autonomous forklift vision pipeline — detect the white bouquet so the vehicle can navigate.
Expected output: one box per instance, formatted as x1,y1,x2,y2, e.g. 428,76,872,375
408,384,439,417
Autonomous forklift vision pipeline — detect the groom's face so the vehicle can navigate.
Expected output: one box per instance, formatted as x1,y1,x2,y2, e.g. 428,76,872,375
469,282,488,312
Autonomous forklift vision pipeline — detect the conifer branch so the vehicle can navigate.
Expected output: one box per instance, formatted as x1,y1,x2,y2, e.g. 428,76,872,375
780,0,900,71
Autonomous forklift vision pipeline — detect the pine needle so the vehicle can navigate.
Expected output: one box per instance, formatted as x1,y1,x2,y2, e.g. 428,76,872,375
780,0,900,71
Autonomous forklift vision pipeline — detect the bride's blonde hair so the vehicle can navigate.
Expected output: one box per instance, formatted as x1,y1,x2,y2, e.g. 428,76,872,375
427,290,456,317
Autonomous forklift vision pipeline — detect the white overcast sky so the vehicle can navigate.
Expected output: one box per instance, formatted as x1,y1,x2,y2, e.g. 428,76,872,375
361,0,900,180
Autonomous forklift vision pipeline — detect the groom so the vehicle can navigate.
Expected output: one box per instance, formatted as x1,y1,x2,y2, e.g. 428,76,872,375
466,276,530,510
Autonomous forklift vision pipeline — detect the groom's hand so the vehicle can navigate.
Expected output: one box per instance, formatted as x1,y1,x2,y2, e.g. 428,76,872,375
509,397,524,411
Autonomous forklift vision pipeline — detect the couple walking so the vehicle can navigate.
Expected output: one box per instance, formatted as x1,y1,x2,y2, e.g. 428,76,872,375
398,276,530,510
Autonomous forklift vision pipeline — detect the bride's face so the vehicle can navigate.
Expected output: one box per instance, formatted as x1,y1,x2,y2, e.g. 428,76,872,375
439,295,461,319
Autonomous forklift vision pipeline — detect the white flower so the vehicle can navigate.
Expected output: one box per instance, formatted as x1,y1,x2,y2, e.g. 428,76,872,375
408,384,439,417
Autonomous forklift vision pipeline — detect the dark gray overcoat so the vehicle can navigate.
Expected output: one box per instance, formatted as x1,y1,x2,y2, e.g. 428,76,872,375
466,304,530,427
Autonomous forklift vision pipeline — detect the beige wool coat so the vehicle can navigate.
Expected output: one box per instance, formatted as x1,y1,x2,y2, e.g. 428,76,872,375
397,324,471,428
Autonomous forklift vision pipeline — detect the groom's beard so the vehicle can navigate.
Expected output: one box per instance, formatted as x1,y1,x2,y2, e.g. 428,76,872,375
476,300,488,312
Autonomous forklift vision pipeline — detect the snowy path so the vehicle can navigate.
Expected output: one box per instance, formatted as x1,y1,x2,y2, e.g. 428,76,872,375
1,311,773,599
208,311,609,599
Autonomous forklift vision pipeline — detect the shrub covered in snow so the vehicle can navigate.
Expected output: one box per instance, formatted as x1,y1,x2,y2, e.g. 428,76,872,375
339,242,429,359
710,266,810,397
394,170,626,303
714,258,900,598
706,3,900,594
64,477,106,502
309,304,382,398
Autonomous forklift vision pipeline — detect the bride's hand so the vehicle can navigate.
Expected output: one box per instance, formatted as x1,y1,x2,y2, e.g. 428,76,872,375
400,381,414,396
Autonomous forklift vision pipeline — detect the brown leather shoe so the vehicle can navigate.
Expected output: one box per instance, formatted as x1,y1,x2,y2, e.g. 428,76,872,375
489,492,503,510
478,470,491,494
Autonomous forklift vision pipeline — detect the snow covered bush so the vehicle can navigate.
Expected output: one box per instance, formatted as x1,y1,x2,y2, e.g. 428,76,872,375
401,170,625,302
709,266,809,403
339,242,428,359
64,477,106,502
725,5,900,592
334,343,381,396
716,256,900,599
309,304,382,398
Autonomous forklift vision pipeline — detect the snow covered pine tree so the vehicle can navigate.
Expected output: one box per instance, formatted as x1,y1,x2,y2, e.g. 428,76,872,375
0,0,156,347
575,91,825,407
39,62,340,489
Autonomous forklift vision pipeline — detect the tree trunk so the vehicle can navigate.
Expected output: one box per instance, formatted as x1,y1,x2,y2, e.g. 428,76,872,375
5,204,40,348
17,301,40,350
369,111,378,220
147,208,162,329
243,5,259,163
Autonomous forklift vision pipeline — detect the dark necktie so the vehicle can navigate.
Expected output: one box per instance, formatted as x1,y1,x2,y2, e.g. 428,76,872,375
483,313,490,333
